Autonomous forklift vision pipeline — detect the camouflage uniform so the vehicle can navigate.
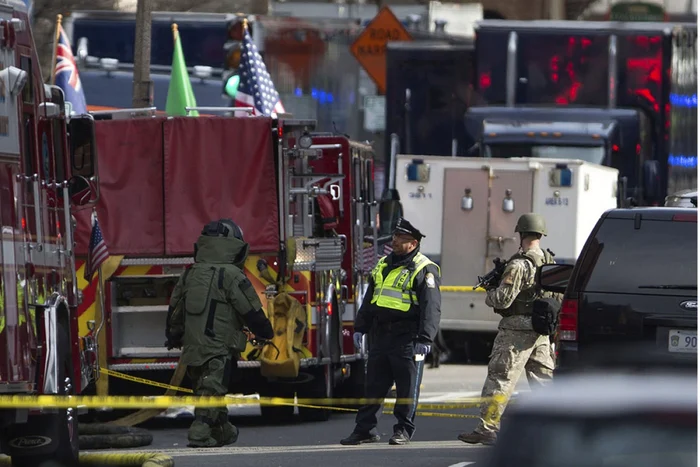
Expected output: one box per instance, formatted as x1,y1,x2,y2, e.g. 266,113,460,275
477,248,556,434
166,219,273,448
460,213,558,445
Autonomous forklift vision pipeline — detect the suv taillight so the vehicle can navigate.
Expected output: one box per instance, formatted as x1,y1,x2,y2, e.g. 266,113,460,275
672,213,697,222
558,299,578,341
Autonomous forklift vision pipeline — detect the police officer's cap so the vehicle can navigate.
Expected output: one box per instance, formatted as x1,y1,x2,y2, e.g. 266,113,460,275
202,218,244,241
393,217,425,241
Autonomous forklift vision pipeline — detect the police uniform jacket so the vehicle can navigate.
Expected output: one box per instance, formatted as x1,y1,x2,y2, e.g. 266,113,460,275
354,248,441,345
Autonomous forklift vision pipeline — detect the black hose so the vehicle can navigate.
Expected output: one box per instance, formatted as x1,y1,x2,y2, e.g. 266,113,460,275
79,424,153,450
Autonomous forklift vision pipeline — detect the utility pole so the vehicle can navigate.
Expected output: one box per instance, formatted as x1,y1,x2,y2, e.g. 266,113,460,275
549,0,566,19
249,0,269,15
132,0,153,108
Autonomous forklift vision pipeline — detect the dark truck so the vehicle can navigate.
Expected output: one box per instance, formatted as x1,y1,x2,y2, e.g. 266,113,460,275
472,20,697,206
383,20,697,206
464,106,657,206
384,40,475,160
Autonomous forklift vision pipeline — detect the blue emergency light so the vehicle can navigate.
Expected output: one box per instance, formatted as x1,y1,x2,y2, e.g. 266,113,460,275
668,154,697,168
669,93,697,109
406,159,430,182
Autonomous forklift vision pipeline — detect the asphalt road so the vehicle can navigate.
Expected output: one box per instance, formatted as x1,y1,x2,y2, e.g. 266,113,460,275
83,363,531,467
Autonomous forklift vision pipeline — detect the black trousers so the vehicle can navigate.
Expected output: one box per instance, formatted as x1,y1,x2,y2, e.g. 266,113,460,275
354,333,425,438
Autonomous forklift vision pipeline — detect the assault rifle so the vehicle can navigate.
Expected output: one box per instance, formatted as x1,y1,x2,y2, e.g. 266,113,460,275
476,258,508,289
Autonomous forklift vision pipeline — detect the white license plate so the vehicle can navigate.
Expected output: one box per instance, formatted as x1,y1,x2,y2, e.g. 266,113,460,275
668,330,697,353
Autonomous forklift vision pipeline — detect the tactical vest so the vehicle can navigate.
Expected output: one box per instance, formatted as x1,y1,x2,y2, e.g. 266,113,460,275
370,252,439,312
502,248,555,317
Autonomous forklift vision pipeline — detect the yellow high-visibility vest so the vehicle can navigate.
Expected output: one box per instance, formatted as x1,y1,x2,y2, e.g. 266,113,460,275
370,252,439,312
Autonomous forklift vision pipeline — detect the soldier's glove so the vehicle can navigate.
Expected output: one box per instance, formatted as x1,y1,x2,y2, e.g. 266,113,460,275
353,332,364,350
413,342,431,355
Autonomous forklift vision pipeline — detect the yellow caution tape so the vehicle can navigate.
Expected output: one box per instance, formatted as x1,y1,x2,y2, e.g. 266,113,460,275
0,453,174,467
439,286,485,293
100,368,193,394
0,395,489,409
291,400,480,419
92,368,486,417
102,368,430,396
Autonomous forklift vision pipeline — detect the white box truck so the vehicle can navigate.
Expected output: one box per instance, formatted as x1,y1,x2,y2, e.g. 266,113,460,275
395,155,619,359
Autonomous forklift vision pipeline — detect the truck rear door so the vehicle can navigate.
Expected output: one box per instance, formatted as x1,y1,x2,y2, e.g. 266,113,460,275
440,165,534,284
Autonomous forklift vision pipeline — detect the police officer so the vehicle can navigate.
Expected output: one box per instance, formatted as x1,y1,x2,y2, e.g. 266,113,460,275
340,218,441,446
165,219,273,448
459,213,557,445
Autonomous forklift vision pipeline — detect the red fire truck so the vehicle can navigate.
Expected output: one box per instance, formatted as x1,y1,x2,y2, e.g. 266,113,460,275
71,109,395,422
0,0,102,465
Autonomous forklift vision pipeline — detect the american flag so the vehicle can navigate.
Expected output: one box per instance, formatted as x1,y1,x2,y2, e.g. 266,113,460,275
84,216,109,282
234,27,285,117
54,24,87,115
357,242,393,271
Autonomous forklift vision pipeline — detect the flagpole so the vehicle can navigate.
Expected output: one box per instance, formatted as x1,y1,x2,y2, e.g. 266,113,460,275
92,209,108,392
50,14,62,85
238,18,248,117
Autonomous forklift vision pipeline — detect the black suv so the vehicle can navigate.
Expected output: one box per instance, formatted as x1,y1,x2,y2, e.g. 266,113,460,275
538,207,697,373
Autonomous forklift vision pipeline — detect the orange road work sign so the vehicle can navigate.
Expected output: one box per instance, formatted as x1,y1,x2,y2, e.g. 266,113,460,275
350,7,413,94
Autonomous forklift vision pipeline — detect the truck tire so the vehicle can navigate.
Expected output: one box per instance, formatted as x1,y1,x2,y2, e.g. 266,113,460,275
297,368,331,422
335,359,366,409
258,383,295,422
10,319,79,467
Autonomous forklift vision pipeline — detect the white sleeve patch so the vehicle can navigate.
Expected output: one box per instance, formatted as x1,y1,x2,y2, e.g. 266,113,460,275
426,273,436,288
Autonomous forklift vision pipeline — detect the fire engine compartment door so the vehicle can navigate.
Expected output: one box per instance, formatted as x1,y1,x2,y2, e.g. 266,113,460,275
110,276,180,358
485,170,535,272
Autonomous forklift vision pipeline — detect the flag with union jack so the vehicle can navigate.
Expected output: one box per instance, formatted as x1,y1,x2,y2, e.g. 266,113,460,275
84,215,109,282
234,27,285,117
54,23,87,115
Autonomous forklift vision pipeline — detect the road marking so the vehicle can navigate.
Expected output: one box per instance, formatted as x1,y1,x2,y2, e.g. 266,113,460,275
448,462,475,467
86,441,489,457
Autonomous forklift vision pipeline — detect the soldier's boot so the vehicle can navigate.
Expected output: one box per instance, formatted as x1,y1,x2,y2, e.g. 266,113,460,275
211,414,239,447
187,416,218,448
457,430,497,446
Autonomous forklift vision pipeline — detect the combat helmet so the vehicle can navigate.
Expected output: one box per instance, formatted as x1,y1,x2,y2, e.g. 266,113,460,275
201,218,245,241
514,213,547,236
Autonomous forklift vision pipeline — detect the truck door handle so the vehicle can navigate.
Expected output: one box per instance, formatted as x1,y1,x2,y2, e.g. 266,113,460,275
487,236,516,250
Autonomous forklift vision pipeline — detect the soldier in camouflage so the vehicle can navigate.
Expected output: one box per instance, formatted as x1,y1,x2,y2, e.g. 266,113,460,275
165,219,273,448
459,213,558,446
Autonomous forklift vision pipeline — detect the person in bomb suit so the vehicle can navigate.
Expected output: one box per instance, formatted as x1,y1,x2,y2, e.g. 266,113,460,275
341,217,441,446
165,219,273,448
459,213,559,446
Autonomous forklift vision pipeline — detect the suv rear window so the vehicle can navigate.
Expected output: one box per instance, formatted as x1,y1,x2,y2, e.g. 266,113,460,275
490,413,697,467
579,218,697,295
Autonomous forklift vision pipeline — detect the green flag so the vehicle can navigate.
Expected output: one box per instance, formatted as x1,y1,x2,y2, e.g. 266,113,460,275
166,24,198,117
